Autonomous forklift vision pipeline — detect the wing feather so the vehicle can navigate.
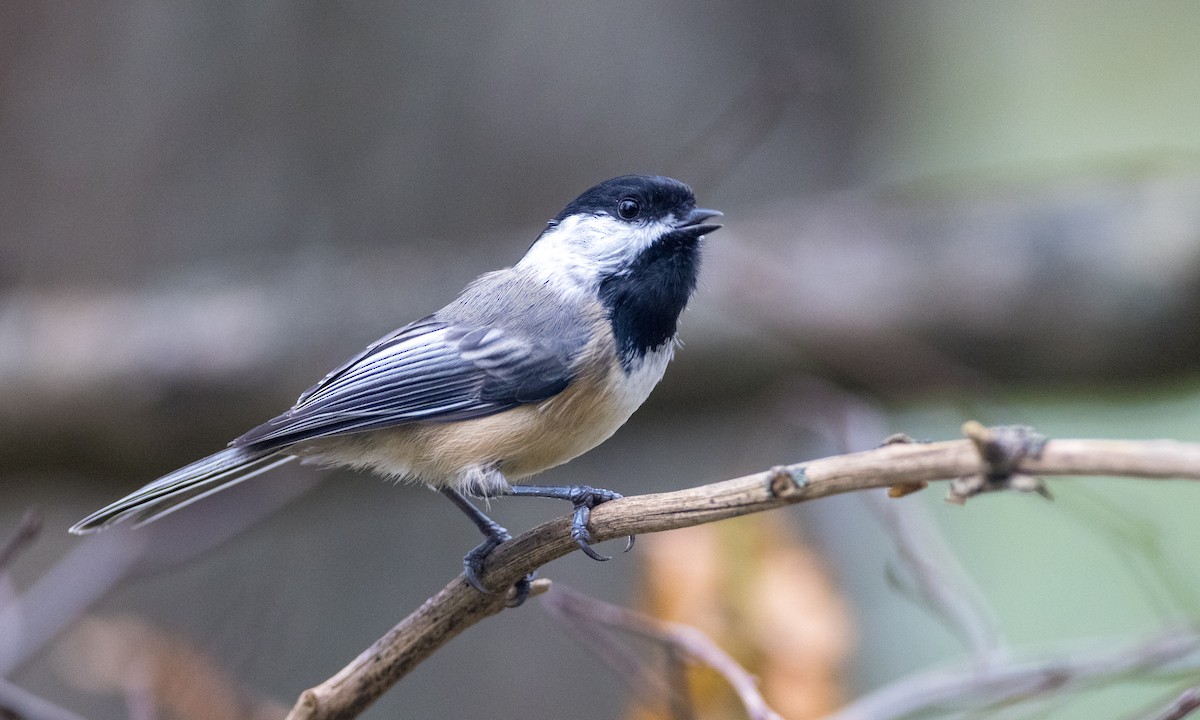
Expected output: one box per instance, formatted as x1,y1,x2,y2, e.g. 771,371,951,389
232,316,581,450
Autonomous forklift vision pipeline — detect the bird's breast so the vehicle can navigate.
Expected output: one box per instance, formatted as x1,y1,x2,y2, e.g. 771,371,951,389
438,340,674,480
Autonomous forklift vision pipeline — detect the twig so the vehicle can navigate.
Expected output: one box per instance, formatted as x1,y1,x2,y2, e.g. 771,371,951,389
540,592,669,703
825,630,1200,720
0,508,43,572
1054,486,1198,623
668,48,827,190
664,645,696,720
542,585,783,720
1146,688,1200,720
863,492,1001,662
1,473,318,678
286,431,1200,720
0,677,89,720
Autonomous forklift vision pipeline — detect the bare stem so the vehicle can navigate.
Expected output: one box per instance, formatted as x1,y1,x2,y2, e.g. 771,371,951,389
542,585,784,720
0,507,43,572
286,433,1200,720
827,630,1200,720
1146,688,1200,720
863,492,1000,661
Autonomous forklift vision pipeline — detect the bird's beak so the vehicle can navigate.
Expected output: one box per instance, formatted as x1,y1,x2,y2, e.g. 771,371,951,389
675,207,723,236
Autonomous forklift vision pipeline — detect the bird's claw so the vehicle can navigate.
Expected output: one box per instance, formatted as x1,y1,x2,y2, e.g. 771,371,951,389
462,530,509,593
505,572,536,607
566,487,634,561
462,525,536,607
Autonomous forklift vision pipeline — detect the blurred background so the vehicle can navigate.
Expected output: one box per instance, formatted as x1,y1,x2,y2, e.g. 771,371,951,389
4,1,1200,718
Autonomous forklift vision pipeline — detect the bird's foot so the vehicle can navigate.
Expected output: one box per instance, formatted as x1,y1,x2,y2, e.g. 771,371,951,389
506,484,635,561
461,524,535,607
462,525,509,593
567,486,632,561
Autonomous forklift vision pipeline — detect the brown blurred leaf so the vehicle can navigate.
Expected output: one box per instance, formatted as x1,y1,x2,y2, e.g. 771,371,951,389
629,514,852,720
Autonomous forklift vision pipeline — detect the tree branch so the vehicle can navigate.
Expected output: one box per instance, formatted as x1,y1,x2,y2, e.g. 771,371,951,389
0,507,42,572
826,629,1200,720
541,584,784,720
286,430,1200,720
0,677,89,720
863,491,1001,662
1147,688,1200,720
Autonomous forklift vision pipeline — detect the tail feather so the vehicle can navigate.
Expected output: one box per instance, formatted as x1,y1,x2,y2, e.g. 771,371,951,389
70,448,295,534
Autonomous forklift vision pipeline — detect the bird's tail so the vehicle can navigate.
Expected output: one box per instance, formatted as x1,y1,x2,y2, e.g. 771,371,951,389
69,447,295,534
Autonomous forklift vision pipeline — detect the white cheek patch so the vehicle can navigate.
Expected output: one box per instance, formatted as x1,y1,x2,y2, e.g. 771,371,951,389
518,214,675,291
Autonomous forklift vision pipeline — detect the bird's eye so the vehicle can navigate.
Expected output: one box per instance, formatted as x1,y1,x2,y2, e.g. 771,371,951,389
617,198,641,220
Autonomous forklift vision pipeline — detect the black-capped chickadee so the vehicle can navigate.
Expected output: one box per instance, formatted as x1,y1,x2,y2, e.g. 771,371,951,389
71,175,721,600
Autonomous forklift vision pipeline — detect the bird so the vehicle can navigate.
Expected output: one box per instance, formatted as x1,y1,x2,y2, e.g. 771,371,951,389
70,174,722,602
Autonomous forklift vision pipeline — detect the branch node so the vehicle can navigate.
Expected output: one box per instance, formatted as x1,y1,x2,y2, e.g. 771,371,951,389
949,422,1050,504
888,481,929,498
525,578,552,600
881,434,930,497
291,689,320,720
766,465,807,497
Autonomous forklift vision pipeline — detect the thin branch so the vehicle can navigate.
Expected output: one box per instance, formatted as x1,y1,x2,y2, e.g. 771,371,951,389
0,677,89,720
0,508,42,572
1,474,318,678
542,585,783,720
1146,688,1200,720
287,432,1200,720
863,492,1001,661
826,630,1200,720
664,645,695,720
1053,485,1199,623
541,591,672,703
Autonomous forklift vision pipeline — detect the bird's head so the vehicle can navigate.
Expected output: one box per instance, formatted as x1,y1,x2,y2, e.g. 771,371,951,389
519,175,721,290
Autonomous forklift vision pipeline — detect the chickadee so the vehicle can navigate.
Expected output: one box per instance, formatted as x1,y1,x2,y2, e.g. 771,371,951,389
71,175,721,600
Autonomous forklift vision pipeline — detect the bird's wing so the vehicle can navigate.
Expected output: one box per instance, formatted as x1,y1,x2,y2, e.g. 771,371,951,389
232,317,581,449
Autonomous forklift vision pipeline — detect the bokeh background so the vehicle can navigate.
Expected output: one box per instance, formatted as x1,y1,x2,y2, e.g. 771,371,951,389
4,1,1200,718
